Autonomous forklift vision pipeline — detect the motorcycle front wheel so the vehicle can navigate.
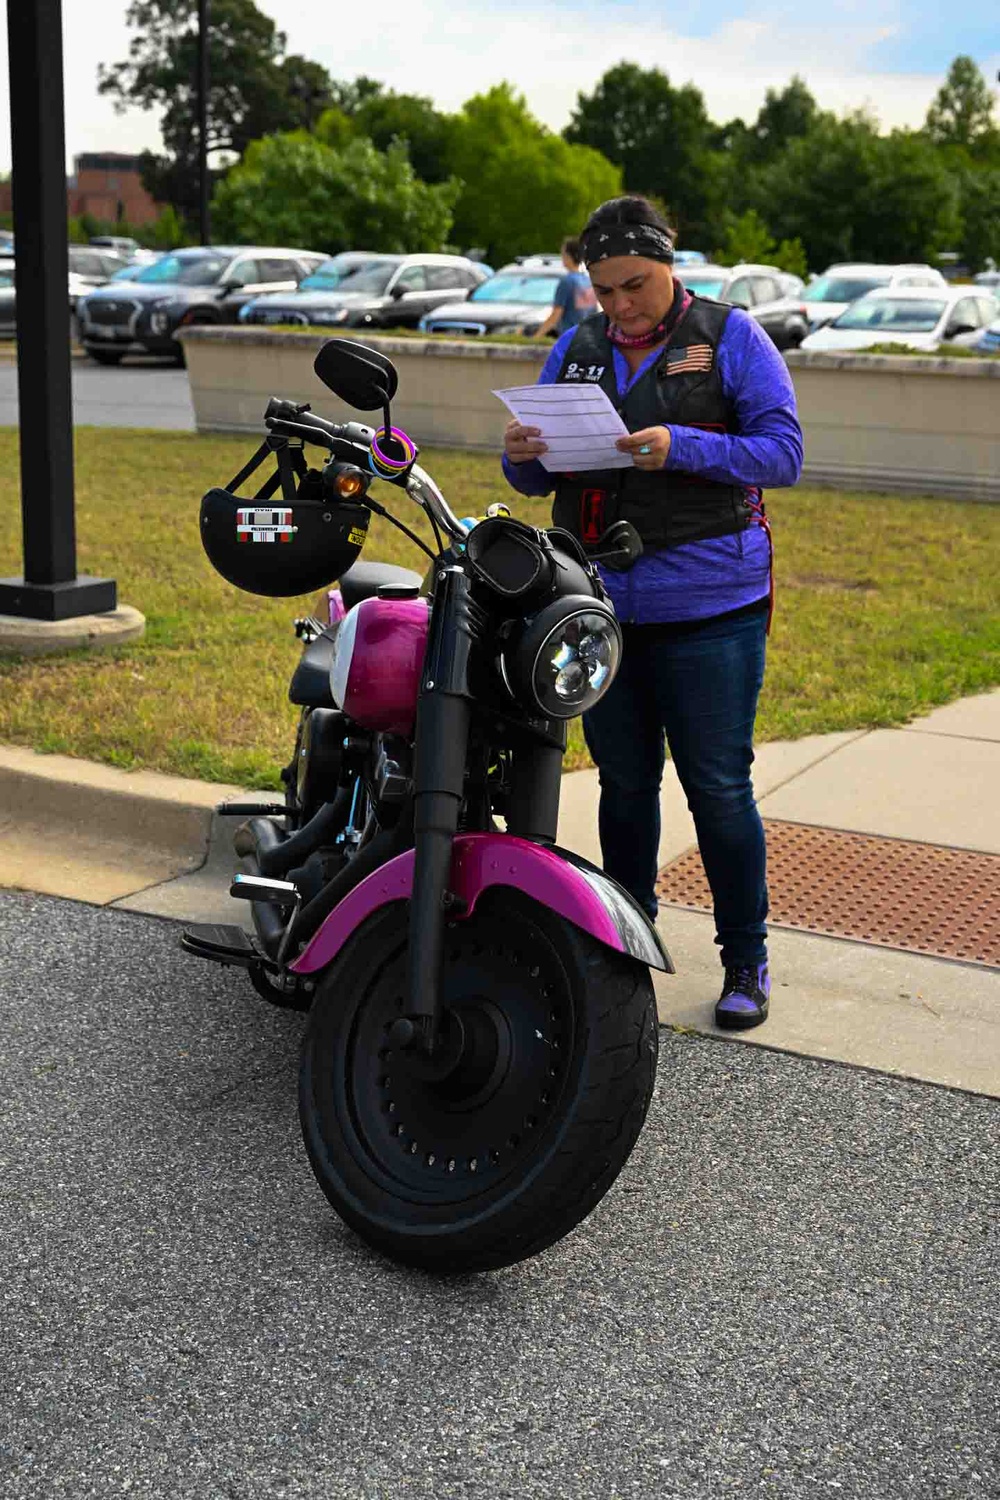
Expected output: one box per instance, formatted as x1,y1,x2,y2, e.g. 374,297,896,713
299,887,658,1273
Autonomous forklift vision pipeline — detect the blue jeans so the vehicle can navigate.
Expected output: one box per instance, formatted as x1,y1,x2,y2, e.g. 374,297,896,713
582,606,769,967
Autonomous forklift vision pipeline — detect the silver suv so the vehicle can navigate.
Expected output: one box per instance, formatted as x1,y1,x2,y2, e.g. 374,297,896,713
796,263,947,333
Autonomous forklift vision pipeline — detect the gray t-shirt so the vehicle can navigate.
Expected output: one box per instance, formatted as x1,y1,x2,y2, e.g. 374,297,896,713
554,270,598,330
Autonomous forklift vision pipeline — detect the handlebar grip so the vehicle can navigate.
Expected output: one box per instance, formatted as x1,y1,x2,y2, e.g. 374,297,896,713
264,397,340,436
263,398,375,450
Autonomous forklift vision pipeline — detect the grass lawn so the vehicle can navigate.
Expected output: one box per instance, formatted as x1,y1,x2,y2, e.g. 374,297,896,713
1,427,998,788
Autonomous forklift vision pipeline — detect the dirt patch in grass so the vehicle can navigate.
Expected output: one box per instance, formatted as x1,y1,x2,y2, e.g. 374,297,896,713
1,427,998,785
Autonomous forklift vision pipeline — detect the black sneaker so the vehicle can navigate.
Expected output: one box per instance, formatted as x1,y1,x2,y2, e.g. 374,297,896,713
715,963,770,1031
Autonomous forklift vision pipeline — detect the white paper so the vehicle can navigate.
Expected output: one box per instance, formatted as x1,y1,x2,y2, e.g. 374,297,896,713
493,382,633,472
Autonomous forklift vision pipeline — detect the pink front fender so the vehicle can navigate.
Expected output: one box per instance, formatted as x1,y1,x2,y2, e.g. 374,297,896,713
289,832,672,976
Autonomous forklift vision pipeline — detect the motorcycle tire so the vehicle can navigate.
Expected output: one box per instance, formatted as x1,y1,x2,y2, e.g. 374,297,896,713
299,887,658,1273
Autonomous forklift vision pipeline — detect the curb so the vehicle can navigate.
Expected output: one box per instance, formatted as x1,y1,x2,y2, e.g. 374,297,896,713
0,745,243,905
3,739,999,1100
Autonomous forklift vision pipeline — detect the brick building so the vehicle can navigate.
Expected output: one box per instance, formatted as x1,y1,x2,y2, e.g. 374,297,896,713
0,152,162,226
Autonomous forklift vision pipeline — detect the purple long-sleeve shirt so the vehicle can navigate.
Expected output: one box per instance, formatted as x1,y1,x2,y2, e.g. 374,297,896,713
501,305,803,622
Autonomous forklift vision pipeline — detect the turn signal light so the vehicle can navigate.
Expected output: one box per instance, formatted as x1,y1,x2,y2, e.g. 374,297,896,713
332,467,366,498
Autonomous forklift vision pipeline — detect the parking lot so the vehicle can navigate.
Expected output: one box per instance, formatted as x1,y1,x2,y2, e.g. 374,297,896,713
0,357,195,430
2,889,997,1499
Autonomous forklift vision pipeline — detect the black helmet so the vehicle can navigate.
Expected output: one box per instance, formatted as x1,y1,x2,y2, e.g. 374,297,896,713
199,474,370,598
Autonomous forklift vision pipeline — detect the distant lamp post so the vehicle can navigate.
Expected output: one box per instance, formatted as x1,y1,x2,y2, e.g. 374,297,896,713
0,0,143,652
197,0,210,246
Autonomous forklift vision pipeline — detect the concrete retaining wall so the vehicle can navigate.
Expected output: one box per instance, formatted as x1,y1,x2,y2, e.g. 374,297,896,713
179,327,1000,501
783,350,1000,502
179,326,546,450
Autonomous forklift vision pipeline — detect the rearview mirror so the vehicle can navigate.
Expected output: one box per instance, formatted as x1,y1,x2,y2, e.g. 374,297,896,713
588,520,643,571
313,338,399,411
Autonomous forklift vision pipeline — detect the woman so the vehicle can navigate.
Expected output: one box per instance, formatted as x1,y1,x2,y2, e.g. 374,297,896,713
501,196,803,1030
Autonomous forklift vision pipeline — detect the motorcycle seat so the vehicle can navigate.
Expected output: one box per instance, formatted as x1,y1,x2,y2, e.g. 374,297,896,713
289,627,339,707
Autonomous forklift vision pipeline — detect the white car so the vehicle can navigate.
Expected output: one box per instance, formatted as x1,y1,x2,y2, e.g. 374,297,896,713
800,285,1000,353
797,262,947,333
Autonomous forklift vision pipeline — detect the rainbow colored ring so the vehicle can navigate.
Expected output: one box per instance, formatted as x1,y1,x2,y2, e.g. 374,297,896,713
370,425,417,478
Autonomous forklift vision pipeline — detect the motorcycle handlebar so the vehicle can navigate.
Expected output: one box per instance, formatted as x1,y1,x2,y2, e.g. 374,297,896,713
263,396,469,545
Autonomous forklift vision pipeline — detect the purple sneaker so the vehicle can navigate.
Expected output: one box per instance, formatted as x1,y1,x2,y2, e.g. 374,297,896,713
715,963,770,1031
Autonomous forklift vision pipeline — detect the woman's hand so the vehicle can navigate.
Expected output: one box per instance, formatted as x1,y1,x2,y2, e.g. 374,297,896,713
504,418,548,465
616,425,672,471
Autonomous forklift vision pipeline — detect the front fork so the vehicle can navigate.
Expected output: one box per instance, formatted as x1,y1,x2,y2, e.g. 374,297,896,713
396,567,475,1054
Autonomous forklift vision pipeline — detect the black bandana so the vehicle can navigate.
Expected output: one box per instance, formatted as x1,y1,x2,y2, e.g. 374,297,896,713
581,223,675,268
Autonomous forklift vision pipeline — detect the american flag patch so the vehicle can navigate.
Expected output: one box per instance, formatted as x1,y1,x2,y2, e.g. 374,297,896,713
661,344,713,376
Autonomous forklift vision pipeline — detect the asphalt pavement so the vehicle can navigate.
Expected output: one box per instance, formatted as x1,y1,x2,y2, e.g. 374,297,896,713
0,357,195,430
2,888,997,1499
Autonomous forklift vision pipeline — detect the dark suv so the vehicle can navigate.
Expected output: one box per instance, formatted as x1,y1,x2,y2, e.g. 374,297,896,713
676,263,808,349
420,260,565,336
76,246,325,364
240,253,489,331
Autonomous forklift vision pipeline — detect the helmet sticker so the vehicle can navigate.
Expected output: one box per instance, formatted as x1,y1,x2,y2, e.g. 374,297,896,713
236,506,297,544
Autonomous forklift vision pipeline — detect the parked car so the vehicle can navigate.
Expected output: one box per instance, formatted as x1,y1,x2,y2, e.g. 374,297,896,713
239,251,396,324
241,252,489,332
799,285,999,353
792,263,947,334
76,245,326,364
0,245,124,338
67,244,130,311
0,264,15,335
673,250,707,265
419,261,567,336
675,262,808,350
974,267,1000,290
89,235,159,265
973,315,1000,354
109,259,163,282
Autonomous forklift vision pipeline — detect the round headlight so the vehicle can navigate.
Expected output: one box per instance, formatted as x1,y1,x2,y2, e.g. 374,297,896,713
502,595,622,719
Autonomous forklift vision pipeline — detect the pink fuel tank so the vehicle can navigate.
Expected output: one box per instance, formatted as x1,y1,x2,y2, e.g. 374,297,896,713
330,596,429,735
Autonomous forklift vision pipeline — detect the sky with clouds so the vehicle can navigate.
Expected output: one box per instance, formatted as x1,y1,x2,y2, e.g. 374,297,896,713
0,0,997,173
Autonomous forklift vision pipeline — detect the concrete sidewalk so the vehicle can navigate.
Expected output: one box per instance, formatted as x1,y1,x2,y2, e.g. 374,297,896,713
2,690,998,1096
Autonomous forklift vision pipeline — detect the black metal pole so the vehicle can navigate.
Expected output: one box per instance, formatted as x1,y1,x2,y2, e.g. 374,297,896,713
0,0,114,620
197,0,210,245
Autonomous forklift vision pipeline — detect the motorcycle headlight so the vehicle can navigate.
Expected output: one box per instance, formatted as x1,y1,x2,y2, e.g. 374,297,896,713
501,595,622,719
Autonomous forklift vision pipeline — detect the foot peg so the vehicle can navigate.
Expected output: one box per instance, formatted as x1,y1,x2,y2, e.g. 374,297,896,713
217,801,288,817
180,923,263,970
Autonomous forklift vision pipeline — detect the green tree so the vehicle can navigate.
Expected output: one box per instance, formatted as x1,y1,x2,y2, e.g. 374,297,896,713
353,91,455,185
143,204,191,249
313,107,356,151
925,56,997,154
754,113,959,267
861,129,961,262
713,209,808,277
326,76,385,117
448,85,621,265
743,76,818,165
716,209,776,265
211,133,459,255
958,169,1000,270
98,0,336,218
564,63,725,245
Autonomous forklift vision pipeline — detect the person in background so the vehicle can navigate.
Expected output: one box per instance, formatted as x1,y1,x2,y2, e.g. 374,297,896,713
502,195,803,1032
531,237,597,338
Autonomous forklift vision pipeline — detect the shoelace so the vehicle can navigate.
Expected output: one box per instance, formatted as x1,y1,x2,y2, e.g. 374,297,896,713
723,965,759,998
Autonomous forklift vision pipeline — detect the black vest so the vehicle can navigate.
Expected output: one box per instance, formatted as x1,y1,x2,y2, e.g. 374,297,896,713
551,294,752,552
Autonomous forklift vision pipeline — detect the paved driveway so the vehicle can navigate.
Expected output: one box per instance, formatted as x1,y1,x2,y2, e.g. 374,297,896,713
1,890,997,1499
0,358,195,430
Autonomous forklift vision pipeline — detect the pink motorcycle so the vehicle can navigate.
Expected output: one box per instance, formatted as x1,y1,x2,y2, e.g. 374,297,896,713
183,339,671,1272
